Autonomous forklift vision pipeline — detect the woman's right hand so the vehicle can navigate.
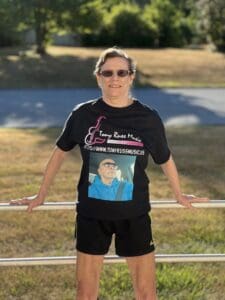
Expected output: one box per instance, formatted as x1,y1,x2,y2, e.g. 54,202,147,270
10,195,44,213
9,147,66,213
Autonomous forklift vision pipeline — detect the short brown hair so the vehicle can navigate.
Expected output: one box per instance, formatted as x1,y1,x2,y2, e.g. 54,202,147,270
94,47,136,75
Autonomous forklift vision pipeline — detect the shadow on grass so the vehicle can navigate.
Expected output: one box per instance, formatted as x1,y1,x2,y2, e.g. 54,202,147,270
0,53,97,88
0,49,156,88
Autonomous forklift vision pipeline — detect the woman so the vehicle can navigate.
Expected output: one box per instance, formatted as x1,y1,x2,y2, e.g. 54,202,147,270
11,47,208,300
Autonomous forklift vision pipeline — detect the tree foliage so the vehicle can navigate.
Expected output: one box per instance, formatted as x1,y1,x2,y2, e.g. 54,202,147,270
9,0,102,54
133,0,150,7
197,0,225,51
0,0,224,52
82,1,194,48
81,3,157,47
144,0,195,47
0,0,20,46
104,3,157,47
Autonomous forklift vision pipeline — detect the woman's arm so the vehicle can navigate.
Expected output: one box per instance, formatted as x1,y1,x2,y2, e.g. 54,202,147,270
160,155,208,208
10,146,68,212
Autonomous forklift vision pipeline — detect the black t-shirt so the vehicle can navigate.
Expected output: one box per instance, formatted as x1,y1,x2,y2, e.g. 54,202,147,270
56,98,171,220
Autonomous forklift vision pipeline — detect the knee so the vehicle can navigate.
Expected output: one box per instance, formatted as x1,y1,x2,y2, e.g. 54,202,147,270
135,282,157,300
76,279,98,300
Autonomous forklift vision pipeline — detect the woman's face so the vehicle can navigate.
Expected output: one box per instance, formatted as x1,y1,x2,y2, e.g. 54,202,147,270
96,57,135,101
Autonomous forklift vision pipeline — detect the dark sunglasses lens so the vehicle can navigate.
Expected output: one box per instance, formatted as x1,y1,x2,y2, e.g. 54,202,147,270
103,163,117,168
100,70,130,77
118,70,129,77
101,70,113,77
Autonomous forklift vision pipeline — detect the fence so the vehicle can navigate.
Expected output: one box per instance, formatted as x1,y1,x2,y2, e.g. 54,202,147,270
0,200,225,267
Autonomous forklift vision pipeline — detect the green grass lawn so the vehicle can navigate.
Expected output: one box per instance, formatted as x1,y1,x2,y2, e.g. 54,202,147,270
0,126,224,299
0,46,225,88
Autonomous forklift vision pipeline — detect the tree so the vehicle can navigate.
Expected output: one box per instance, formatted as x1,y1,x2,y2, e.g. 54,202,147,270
14,0,102,55
134,0,151,7
63,0,103,35
81,3,158,47
99,0,130,10
197,0,225,51
143,0,195,47
209,0,225,51
0,0,20,46
108,3,157,47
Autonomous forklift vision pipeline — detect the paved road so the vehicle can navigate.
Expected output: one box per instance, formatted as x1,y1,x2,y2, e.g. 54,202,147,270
0,88,224,127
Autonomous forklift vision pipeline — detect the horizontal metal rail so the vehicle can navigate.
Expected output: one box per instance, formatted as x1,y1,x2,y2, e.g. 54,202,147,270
1,200,224,267
0,254,225,267
0,200,225,211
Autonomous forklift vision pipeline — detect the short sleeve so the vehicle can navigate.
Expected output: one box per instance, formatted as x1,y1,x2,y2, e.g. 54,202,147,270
145,111,171,164
56,111,79,151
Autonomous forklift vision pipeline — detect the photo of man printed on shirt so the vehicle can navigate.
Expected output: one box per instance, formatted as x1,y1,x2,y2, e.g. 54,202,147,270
88,152,136,201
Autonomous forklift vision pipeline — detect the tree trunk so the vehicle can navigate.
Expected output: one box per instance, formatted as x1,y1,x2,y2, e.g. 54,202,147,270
35,23,47,55
34,4,47,55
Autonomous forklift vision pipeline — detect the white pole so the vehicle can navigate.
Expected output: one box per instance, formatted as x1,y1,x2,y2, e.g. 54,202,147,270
0,254,225,267
0,200,225,211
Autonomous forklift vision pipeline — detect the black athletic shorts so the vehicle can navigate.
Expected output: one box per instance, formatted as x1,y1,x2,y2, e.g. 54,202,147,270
75,213,155,257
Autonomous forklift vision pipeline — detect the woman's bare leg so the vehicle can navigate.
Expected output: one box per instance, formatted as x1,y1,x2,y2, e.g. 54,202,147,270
126,252,157,300
76,251,104,300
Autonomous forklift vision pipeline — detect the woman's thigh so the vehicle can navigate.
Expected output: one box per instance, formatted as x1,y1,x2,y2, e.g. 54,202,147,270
126,252,157,298
76,250,104,283
76,250,104,300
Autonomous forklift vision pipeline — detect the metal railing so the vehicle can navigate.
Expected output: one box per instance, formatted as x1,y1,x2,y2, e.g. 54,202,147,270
1,200,224,211
1,200,225,267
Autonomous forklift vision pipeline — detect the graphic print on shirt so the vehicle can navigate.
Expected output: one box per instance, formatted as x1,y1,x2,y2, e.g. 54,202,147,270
84,116,145,156
84,116,106,146
88,152,136,201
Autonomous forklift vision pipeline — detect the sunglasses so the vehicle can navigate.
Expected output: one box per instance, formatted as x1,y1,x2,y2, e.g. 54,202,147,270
99,69,131,78
101,162,118,169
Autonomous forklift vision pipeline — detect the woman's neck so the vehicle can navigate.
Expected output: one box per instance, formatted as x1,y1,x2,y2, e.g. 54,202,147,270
102,96,133,108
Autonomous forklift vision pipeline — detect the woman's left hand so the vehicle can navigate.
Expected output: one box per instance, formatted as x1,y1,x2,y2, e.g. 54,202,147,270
177,194,209,209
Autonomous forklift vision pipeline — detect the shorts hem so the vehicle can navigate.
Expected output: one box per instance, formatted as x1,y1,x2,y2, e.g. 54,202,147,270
76,246,108,256
116,245,155,257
